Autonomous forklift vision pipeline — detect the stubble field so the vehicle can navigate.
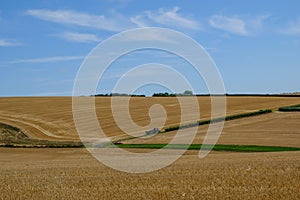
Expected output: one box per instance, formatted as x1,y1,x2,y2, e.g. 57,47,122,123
0,96,299,199
127,112,300,148
0,96,300,141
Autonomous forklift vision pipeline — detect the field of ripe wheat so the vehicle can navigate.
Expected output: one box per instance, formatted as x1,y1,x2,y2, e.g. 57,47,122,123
0,148,299,199
0,96,299,142
0,96,300,199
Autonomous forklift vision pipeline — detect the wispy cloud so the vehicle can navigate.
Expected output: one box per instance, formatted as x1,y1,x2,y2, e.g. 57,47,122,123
281,17,300,35
148,7,200,29
209,14,270,36
26,9,134,32
130,15,148,27
55,32,101,43
0,38,22,47
131,7,201,30
10,55,84,64
26,7,201,34
209,15,248,36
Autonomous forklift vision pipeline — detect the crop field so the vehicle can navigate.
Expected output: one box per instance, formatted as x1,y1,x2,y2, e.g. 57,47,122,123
0,148,299,199
0,96,300,199
127,112,300,148
0,96,300,141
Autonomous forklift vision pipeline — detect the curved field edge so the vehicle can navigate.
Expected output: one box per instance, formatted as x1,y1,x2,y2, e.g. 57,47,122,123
114,144,300,152
0,122,83,148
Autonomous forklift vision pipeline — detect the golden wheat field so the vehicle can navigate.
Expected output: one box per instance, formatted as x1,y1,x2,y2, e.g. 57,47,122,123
0,148,299,199
0,96,300,199
0,96,299,141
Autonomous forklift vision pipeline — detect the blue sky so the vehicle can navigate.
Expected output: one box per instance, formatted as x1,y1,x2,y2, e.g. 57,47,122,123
1,0,300,96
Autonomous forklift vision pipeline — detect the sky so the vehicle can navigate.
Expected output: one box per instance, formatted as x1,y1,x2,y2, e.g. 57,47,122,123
1,0,300,96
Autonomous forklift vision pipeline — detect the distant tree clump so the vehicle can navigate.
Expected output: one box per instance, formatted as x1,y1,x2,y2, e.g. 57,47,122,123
182,90,193,96
152,90,194,97
152,92,176,97
94,93,145,97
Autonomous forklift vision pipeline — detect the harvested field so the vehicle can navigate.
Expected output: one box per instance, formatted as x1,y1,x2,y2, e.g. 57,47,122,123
0,148,299,199
126,112,300,148
0,96,300,141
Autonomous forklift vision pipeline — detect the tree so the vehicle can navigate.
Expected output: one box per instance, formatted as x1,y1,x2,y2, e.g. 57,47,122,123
183,90,193,96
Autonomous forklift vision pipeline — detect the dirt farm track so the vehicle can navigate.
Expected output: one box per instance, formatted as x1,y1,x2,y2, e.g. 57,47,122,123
0,96,299,199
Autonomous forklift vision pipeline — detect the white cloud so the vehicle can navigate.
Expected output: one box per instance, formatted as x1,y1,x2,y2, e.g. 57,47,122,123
26,9,134,32
0,39,21,46
209,14,270,36
10,55,84,64
148,7,200,29
56,32,101,43
282,18,300,35
26,7,201,33
133,7,201,30
209,15,248,36
130,15,148,27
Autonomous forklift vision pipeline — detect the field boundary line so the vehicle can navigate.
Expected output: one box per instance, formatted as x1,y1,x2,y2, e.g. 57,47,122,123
113,143,300,152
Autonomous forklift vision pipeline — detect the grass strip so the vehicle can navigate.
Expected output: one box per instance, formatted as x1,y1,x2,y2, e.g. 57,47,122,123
279,104,300,112
115,143,300,152
164,109,272,132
